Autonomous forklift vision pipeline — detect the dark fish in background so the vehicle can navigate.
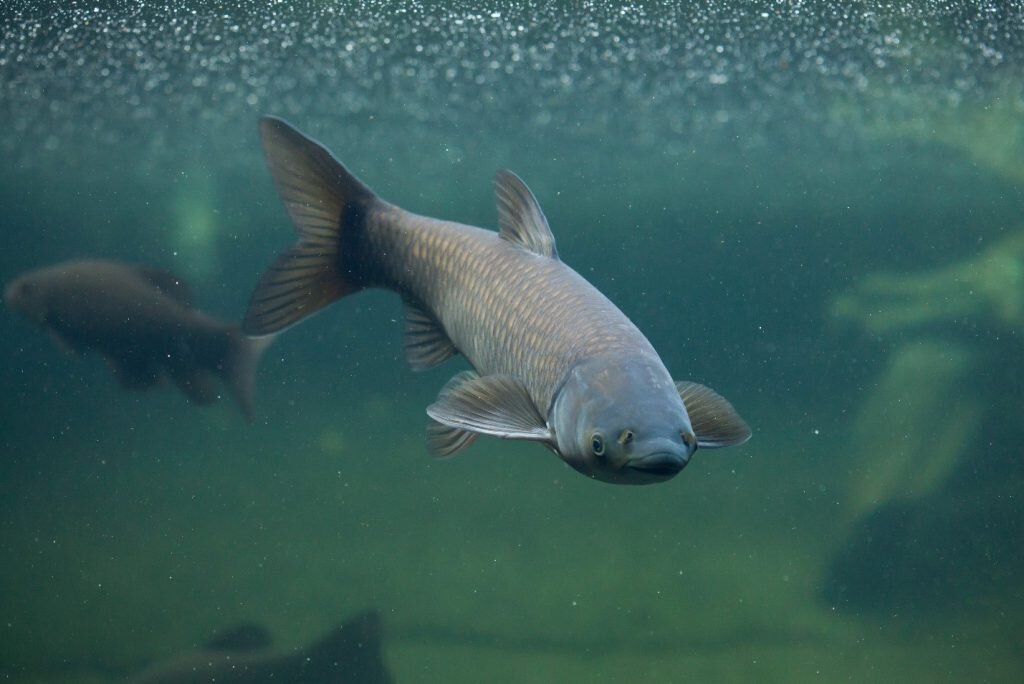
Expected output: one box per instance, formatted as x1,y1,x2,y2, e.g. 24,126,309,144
129,610,393,684
4,259,267,418
245,117,750,484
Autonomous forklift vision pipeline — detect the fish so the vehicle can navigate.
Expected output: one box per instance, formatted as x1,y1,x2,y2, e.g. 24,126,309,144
4,259,267,418
244,116,750,484
128,610,393,684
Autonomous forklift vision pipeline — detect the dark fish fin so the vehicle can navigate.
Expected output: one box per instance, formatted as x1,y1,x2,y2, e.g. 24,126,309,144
108,354,161,389
132,265,193,307
403,297,457,371
244,242,350,335
675,381,752,448
303,611,392,684
243,116,376,336
427,372,553,443
221,329,273,420
204,623,273,652
426,371,481,457
495,170,558,259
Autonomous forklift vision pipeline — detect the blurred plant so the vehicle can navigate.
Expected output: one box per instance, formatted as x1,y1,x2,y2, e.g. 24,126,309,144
831,230,1024,337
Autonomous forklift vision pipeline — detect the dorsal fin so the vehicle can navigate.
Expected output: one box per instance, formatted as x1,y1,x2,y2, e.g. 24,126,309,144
133,265,193,306
495,170,558,259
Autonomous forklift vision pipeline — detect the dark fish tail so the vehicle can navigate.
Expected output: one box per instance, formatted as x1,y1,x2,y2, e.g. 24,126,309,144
221,328,272,420
243,116,378,337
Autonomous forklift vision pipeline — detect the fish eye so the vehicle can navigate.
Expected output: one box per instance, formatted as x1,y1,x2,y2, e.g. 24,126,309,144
681,431,696,450
618,429,634,445
591,434,605,457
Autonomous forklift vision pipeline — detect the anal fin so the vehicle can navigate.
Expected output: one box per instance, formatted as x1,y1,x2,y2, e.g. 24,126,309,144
403,298,457,371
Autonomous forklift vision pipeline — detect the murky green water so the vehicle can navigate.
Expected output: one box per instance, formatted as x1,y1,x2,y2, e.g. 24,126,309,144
2,2,1023,682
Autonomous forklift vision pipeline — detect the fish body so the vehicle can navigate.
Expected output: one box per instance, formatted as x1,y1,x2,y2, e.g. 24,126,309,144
5,259,265,417
129,611,392,684
364,206,661,416
246,117,749,483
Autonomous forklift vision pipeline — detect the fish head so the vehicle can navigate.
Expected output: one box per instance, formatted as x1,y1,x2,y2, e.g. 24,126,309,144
4,272,50,324
551,355,696,485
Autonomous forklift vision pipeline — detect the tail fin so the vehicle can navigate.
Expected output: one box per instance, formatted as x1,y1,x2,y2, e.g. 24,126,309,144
243,116,377,337
223,330,273,420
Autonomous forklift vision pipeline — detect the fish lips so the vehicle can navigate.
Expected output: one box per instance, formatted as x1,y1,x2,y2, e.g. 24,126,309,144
626,451,690,479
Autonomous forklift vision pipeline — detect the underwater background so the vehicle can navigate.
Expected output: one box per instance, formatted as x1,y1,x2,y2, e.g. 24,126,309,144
1,1,1023,681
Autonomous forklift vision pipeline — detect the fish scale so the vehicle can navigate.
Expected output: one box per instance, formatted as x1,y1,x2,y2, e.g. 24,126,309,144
364,206,658,414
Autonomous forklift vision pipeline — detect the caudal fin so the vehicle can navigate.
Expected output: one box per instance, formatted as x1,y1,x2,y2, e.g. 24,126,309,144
223,330,273,420
243,116,377,337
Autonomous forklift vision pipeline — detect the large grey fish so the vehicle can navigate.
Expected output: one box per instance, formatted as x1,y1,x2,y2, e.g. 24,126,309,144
4,259,266,417
245,117,750,484
129,610,392,684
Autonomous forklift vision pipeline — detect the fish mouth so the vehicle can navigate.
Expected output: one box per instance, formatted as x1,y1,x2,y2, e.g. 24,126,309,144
626,452,689,478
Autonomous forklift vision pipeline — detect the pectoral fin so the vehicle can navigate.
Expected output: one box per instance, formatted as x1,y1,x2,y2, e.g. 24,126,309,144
675,381,751,448
427,372,552,451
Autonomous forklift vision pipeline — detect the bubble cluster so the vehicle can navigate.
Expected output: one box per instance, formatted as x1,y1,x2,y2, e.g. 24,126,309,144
0,1,1021,170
